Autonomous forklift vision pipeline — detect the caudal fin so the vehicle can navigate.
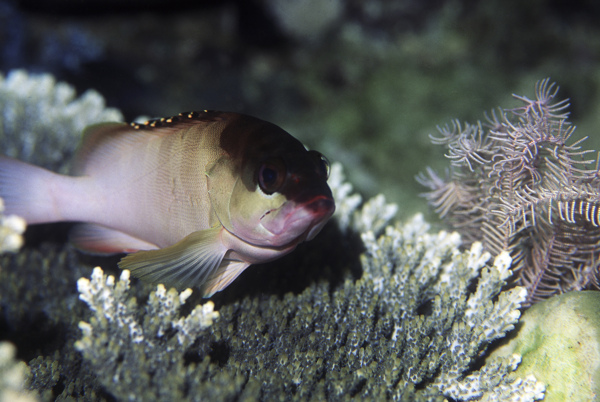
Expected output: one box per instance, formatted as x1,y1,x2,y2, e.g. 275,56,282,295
0,156,74,224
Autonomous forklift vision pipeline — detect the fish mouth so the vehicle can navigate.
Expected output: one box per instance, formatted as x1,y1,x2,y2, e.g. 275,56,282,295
259,194,335,245
291,195,335,238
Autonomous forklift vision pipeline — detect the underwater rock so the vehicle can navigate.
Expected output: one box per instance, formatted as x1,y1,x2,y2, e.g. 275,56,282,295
488,290,600,401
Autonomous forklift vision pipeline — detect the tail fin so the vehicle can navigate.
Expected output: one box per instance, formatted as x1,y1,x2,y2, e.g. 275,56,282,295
0,156,73,224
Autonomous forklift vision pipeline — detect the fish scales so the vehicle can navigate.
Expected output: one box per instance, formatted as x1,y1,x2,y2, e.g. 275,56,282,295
69,119,223,248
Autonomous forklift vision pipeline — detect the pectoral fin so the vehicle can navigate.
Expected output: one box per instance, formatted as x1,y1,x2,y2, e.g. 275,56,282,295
119,226,228,291
201,259,251,297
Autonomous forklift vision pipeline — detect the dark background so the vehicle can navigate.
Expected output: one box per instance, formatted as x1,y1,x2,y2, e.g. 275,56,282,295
2,0,600,217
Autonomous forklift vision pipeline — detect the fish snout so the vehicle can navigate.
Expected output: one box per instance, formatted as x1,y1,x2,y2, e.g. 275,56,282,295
257,193,335,246
302,195,335,241
304,194,335,218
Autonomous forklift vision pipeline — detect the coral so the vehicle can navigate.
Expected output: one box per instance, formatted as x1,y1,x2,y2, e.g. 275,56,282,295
0,342,39,402
489,291,600,401
0,69,125,399
0,245,97,400
418,79,600,304
0,69,123,173
0,197,25,253
62,182,542,401
357,217,540,400
74,267,219,400
328,161,395,234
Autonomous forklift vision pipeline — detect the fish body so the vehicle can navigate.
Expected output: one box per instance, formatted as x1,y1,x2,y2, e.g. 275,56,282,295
0,111,335,296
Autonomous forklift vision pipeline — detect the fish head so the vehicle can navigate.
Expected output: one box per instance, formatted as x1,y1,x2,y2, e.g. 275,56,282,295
208,115,335,250
230,149,335,248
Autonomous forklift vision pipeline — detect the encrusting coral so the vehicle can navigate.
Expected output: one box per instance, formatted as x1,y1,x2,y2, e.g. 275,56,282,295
419,79,600,305
0,70,545,400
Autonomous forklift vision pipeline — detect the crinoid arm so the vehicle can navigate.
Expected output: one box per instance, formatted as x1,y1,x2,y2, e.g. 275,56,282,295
419,79,600,304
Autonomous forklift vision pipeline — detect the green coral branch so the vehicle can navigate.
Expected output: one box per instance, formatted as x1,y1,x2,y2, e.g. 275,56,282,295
328,162,364,232
355,211,541,400
75,267,218,398
444,354,544,401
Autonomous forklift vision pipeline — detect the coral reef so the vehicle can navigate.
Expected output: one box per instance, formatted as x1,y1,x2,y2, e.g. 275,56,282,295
418,79,600,304
488,291,600,401
62,196,543,401
356,217,541,400
0,70,545,400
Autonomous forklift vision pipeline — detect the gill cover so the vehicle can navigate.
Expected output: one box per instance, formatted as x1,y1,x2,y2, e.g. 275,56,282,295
206,153,289,246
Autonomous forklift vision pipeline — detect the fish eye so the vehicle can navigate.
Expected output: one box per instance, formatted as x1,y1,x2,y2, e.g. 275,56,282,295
258,159,286,195
309,151,330,179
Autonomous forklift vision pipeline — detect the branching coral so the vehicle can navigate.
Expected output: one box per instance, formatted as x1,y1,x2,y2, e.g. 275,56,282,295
75,268,219,400
0,197,25,253
0,342,39,402
62,166,543,401
418,79,600,304
0,69,122,172
358,216,541,400
329,161,398,235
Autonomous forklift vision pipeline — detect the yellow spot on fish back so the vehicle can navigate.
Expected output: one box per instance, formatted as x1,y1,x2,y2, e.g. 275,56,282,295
128,111,224,131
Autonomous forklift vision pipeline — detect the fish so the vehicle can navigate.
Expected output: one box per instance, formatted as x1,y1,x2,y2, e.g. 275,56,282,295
0,111,335,296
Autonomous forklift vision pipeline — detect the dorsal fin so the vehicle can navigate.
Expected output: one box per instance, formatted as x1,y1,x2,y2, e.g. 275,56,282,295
129,110,228,131
72,111,232,176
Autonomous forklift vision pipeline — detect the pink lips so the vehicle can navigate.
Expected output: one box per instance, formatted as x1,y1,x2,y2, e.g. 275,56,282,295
305,195,336,216
304,195,335,240
261,195,335,242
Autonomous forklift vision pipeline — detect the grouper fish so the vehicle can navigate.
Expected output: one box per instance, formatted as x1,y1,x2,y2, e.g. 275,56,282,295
0,111,335,296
